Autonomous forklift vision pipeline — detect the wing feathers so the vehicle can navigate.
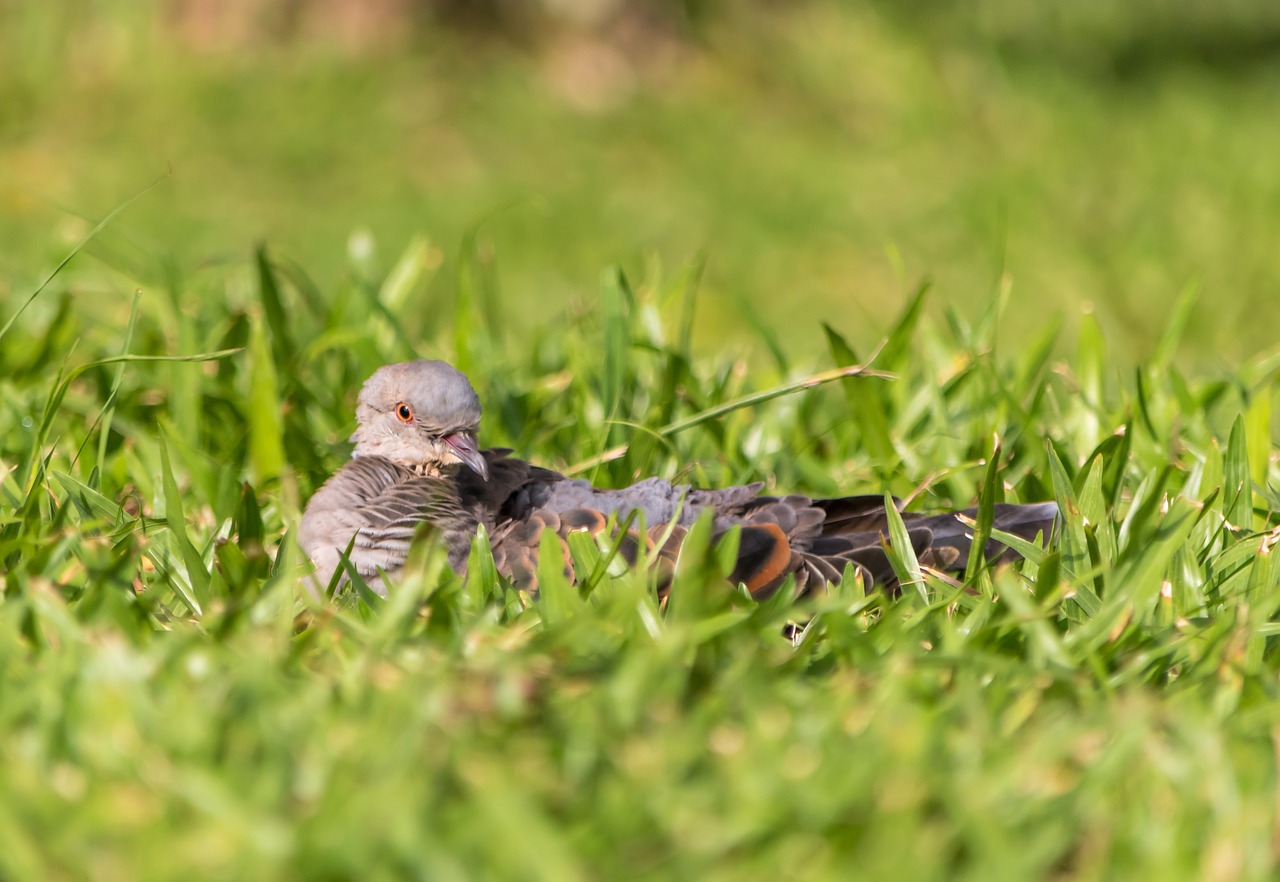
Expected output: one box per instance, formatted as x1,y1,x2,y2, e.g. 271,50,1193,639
304,448,1056,597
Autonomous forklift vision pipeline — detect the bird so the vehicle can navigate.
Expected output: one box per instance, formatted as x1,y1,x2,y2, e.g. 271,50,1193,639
299,359,1058,598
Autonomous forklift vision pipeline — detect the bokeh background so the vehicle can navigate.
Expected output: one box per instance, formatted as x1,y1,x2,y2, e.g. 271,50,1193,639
3,0,1280,364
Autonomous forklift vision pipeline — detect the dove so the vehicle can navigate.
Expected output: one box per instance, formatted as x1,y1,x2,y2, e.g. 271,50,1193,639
299,359,1057,597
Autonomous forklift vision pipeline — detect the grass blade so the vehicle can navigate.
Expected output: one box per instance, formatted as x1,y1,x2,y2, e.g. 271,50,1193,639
248,317,284,485
157,431,209,613
566,359,893,474
0,172,169,344
1224,413,1251,530
883,492,925,601
964,443,1001,585
825,323,895,463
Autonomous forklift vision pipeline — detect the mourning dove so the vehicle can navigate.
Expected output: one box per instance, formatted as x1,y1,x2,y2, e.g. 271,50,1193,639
299,359,1058,597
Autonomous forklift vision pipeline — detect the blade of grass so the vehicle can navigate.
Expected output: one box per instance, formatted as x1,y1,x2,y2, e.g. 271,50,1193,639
1151,279,1200,369
566,358,893,474
599,265,632,426
883,492,925,601
248,317,284,485
255,244,296,373
157,431,209,614
74,289,142,481
825,324,894,463
877,280,931,372
963,444,1001,585
376,236,438,353
1245,382,1271,516
0,171,169,344
536,530,581,627
1224,414,1251,530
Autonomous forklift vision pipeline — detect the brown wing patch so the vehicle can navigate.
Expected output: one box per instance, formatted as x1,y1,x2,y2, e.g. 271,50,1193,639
559,508,609,536
648,524,686,561
729,523,793,598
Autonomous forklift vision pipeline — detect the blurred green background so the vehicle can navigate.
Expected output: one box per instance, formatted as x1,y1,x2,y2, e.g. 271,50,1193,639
3,0,1280,363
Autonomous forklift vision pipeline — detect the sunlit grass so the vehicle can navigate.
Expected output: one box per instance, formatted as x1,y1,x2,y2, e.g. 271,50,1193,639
5,3,1280,875
2,212,1280,878
5,2,1280,359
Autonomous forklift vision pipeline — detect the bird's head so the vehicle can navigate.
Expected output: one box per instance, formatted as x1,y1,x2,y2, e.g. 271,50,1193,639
350,359,488,480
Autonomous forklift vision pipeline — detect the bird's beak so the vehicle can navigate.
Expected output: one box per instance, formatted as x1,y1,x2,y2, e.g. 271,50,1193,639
443,432,488,481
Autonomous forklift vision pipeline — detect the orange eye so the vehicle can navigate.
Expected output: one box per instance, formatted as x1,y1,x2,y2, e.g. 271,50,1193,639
394,402,414,422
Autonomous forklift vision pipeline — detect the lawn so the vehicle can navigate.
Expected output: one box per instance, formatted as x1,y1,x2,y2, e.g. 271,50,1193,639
3,2,1280,880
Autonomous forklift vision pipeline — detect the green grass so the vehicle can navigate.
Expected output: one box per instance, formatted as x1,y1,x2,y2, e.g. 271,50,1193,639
6,1,1280,360
6,3,1280,878
3,220,1280,879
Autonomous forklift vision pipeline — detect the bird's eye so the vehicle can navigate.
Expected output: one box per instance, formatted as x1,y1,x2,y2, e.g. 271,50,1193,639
394,402,414,422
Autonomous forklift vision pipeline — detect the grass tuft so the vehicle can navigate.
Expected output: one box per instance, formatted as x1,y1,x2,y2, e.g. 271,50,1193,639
1,222,1279,878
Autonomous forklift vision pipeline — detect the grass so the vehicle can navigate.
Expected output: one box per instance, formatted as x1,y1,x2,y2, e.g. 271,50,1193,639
6,1,1280,360
2,217,1280,880
5,3,1280,878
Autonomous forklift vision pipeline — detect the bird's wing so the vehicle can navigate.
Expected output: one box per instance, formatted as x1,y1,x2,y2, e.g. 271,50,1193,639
453,452,1056,598
453,455,851,597
803,497,1059,591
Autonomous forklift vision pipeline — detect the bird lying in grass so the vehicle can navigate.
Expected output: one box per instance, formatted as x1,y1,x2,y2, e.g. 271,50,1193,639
299,360,1057,598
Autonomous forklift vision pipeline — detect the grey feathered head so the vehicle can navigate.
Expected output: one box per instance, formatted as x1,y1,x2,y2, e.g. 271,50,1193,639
350,360,488,479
